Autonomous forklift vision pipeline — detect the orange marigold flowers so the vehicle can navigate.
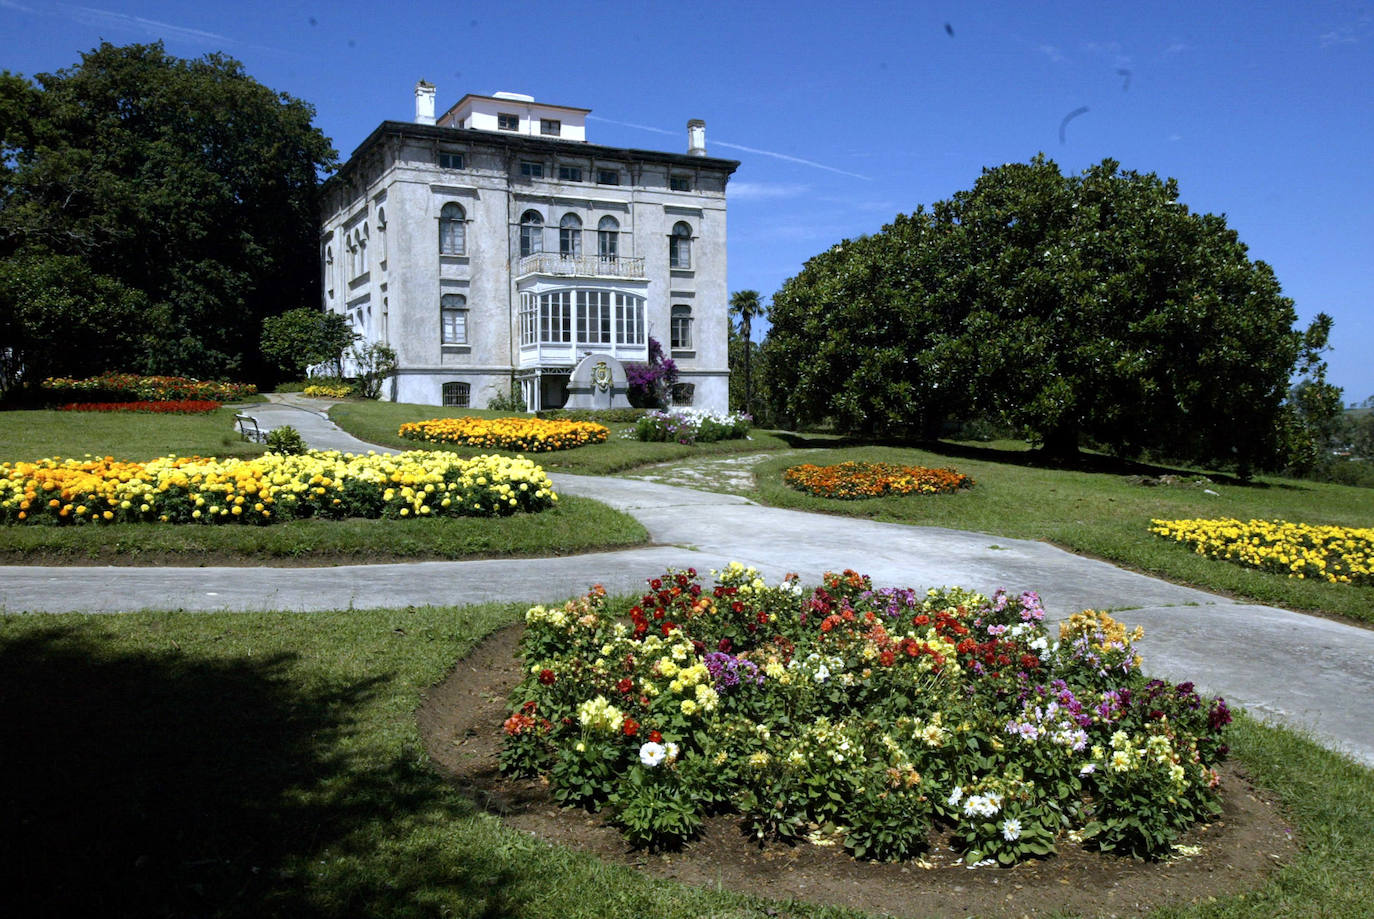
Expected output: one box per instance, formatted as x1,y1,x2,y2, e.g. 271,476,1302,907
398,416,609,452
784,461,973,499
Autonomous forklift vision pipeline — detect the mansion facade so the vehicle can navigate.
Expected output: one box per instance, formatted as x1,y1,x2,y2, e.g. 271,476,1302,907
319,85,739,411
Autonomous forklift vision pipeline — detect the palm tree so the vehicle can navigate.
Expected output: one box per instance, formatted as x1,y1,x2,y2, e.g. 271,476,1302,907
729,289,765,416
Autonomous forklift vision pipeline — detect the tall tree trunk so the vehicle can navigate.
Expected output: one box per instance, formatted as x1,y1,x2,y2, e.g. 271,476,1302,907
742,316,752,416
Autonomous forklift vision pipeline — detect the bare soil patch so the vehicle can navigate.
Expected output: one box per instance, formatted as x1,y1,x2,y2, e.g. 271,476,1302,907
419,624,1299,919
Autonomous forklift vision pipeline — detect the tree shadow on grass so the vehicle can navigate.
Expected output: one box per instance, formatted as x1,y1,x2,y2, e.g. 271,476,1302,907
0,625,525,918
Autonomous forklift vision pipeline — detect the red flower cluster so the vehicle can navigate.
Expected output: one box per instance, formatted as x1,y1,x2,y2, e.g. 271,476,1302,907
784,461,973,499
59,400,222,414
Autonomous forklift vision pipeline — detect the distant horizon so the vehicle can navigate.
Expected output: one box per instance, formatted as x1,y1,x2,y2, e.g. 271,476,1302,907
3,0,1369,399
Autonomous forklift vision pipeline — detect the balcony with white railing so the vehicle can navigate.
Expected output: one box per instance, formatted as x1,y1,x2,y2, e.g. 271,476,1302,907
516,253,645,279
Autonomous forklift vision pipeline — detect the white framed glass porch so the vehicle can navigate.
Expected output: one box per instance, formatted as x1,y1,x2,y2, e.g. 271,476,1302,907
518,286,649,368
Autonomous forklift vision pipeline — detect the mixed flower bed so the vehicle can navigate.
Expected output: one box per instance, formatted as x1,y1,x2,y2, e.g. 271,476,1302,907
42,373,256,403
1151,517,1374,585
0,450,556,525
59,400,221,414
399,416,608,452
784,461,973,499
501,565,1230,864
631,409,752,445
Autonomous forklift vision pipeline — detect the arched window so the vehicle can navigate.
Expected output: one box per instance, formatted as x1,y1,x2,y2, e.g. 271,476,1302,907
519,210,544,258
559,213,582,257
670,304,692,350
441,293,467,345
669,221,692,269
442,382,471,408
439,203,465,255
597,215,619,260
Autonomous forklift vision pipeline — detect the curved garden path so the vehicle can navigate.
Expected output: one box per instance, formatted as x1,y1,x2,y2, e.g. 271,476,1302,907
2,395,1371,767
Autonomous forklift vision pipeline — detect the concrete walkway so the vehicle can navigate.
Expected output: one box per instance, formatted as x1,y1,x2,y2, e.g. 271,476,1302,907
2,399,1371,767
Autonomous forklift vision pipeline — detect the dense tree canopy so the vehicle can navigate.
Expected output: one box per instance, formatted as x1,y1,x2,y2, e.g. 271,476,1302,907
763,155,1326,472
0,42,336,391
260,308,357,379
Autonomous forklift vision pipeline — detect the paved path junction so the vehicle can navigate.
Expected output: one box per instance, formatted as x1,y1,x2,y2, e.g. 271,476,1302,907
2,395,1371,767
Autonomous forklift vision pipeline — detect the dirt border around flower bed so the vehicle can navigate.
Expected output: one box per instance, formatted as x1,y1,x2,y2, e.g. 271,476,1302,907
419,622,1300,919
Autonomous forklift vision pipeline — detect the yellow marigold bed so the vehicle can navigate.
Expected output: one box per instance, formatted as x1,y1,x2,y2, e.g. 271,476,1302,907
1150,517,1374,585
0,450,557,525
399,416,608,452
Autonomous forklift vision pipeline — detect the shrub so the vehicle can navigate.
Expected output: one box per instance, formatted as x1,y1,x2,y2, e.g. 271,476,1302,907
784,461,973,499
486,384,528,413
399,417,608,452
264,425,307,455
501,565,1230,861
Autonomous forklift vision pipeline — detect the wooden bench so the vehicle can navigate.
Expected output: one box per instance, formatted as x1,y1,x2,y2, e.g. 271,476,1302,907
235,413,266,443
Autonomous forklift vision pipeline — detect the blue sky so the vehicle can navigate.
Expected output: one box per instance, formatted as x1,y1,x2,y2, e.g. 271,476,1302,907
3,0,1371,400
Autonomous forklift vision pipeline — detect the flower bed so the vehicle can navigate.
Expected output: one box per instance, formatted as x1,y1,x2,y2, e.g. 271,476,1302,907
59,400,221,414
42,373,256,403
1150,517,1374,585
399,416,608,452
784,461,973,499
0,450,556,525
303,384,352,399
501,565,1230,863
631,409,751,445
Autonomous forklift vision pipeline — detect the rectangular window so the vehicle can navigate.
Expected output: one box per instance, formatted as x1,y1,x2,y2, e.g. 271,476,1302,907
596,168,620,186
520,160,544,178
576,291,612,344
670,305,692,350
442,382,471,407
542,291,571,343
438,152,464,169
520,294,536,346
670,175,691,191
540,118,561,136
615,294,644,345
441,308,467,345
558,165,583,182
497,112,519,131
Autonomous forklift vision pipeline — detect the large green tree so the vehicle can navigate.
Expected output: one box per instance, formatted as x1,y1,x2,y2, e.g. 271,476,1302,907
261,308,357,379
0,42,336,387
764,155,1325,472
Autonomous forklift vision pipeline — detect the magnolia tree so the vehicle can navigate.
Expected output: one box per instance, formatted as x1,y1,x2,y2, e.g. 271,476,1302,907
763,155,1331,474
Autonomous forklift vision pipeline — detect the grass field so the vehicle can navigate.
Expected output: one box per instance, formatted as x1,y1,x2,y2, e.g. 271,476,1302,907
328,401,807,475
0,408,647,563
746,443,1374,627
2,602,1368,919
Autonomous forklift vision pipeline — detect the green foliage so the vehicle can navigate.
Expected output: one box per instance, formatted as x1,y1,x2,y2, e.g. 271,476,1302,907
610,765,704,851
260,309,356,380
264,425,306,455
535,407,648,423
0,42,337,384
0,253,149,397
729,289,766,418
764,155,1315,472
485,382,527,413
348,342,397,400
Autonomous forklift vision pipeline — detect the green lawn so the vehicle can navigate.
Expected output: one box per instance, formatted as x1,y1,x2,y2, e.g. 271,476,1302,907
0,408,647,563
748,443,1374,626
328,401,809,475
2,602,1369,918
0,405,267,460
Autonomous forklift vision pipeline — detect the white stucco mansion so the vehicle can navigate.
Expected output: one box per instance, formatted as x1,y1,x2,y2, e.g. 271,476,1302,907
319,84,740,411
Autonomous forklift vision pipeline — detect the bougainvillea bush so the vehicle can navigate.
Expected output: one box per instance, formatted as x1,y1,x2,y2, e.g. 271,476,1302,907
0,450,556,525
58,400,221,414
41,373,256,403
631,409,751,445
501,565,1230,863
1151,517,1374,585
399,417,609,452
784,461,973,499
